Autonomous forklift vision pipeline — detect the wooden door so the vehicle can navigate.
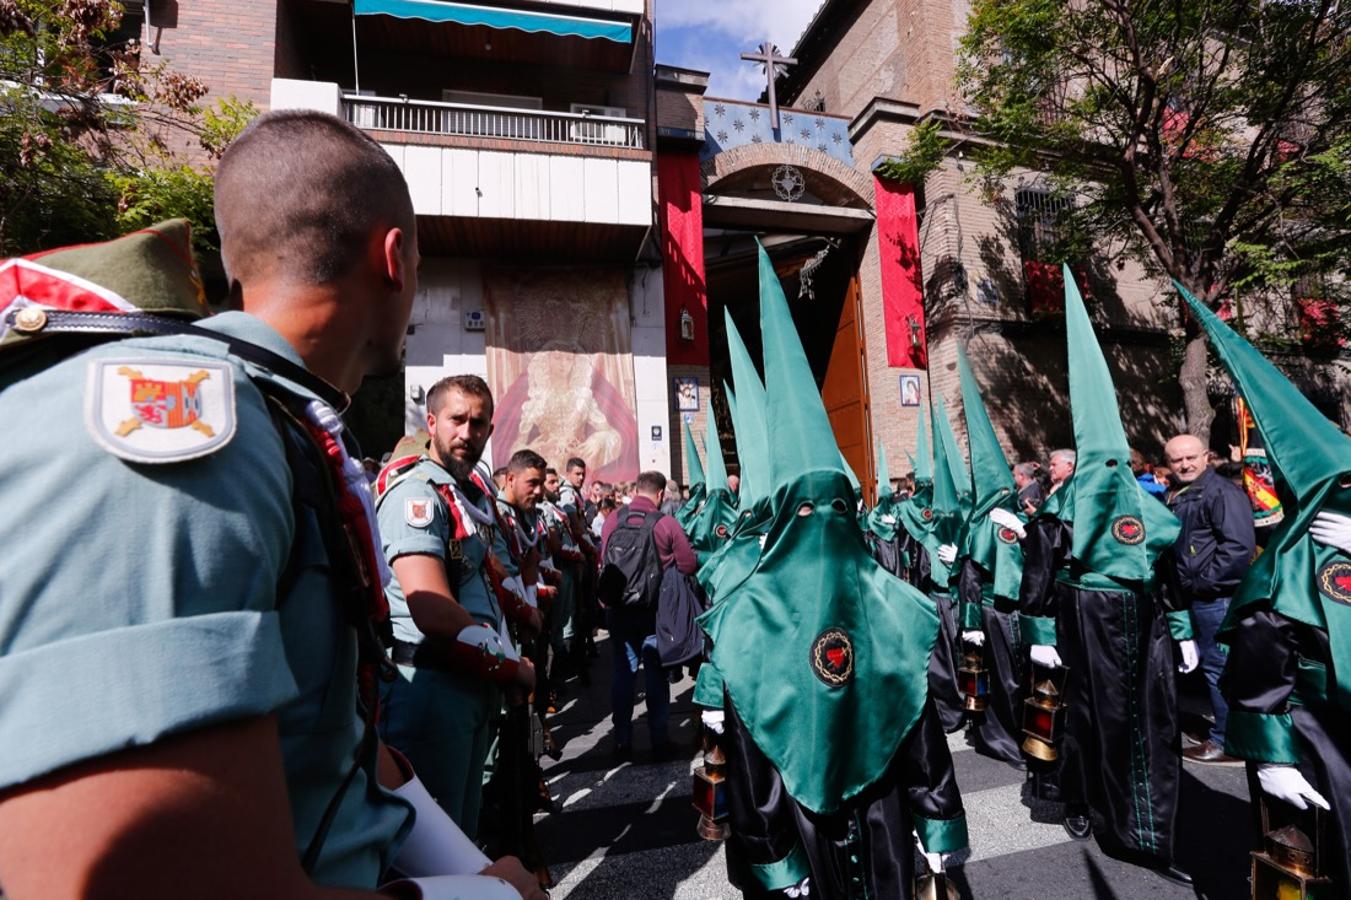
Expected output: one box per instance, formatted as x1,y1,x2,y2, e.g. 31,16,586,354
821,272,874,503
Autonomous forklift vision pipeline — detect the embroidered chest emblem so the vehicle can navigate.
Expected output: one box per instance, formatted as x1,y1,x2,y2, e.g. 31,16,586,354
997,526,1020,544
1317,561,1351,606
921,508,934,521
715,523,730,539
1111,515,1146,545
86,358,235,463
810,627,855,687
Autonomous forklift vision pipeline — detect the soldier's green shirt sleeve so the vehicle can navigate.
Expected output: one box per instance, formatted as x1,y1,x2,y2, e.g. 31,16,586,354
379,476,449,562
0,345,300,790
492,502,521,577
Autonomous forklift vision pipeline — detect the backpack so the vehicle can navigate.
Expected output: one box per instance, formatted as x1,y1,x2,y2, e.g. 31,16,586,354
599,508,665,609
655,566,707,666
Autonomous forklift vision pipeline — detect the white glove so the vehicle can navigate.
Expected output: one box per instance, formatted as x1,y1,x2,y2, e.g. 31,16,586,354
392,774,491,876
961,629,985,648
1177,639,1199,674
393,875,522,900
1310,510,1351,556
937,544,958,565
1029,644,1063,668
988,507,1027,539
1257,764,1330,811
914,829,944,874
701,709,725,735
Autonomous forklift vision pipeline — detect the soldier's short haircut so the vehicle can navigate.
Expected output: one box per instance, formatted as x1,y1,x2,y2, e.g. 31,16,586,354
426,374,494,417
509,449,548,475
566,457,586,472
635,470,667,494
215,109,414,285
545,467,558,476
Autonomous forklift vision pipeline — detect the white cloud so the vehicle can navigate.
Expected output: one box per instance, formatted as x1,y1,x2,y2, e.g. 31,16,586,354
655,0,823,100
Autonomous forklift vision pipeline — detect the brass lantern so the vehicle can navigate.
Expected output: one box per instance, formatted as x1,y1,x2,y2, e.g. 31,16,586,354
1021,665,1069,762
915,871,960,900
957,649,989,713
1251,799,1333,899
692,731,729,841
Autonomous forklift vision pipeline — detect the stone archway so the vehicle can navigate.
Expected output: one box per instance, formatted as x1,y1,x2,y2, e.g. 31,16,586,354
701,142,874,208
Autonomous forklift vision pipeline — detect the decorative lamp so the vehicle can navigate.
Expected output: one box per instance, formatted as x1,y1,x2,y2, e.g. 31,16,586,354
1250,800,1332,900
680,306,696,342
1021,666,1069,762
692,730,729,840
957,649,989,713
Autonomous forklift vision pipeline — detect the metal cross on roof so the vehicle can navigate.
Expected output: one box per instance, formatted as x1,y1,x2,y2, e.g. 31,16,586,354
741,41,798,134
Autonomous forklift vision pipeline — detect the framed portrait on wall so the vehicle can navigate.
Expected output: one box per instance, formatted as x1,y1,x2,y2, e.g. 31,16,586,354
674,376,700,412
899,374,921,408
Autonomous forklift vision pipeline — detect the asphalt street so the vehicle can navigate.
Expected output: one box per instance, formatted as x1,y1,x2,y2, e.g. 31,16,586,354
536,634,1255,900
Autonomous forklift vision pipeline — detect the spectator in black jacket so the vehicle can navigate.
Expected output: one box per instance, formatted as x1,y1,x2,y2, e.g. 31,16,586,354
1165,433,1257,764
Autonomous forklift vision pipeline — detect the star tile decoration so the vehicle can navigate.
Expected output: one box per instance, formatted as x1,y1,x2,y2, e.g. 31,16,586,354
698,99,854,165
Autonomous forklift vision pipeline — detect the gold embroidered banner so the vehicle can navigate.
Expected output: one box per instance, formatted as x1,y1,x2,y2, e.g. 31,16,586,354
484,267,639,482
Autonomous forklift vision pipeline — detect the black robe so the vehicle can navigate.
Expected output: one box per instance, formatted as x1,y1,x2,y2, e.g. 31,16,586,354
957,559,1025,766
905,541,966,735
722,694,965,899
1019,515,1183,865
1222,606,1351,893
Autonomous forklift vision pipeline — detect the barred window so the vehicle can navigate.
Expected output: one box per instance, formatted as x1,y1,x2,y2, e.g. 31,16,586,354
1015,189,1071,262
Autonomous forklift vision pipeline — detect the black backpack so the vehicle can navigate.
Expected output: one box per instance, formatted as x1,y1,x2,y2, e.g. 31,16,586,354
599,509,665,609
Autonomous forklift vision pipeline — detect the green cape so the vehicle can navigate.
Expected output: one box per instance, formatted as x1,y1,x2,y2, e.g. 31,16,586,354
675,418,707,533
956,346,1024,600
1059,267,1180,583
925,397,966,587
686,416,738,553
897,405,938,550
867,439,901,541
700,240,938,814
1177,284,1351,707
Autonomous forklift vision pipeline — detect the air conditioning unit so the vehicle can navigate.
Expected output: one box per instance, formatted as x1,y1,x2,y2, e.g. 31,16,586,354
569,103,628,144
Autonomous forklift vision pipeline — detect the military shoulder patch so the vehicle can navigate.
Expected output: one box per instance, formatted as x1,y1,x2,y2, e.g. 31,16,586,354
405,497,435,528
85,358,236,464
1317,561,1351,607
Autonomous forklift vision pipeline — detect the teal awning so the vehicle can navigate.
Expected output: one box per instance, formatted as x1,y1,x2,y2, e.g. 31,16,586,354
354,0,634,43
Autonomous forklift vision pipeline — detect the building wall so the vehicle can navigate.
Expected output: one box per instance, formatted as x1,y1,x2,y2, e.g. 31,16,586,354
404,258,671,475
145,1,283,109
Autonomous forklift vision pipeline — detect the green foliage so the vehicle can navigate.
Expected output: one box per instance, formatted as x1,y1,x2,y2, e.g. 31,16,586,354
875,119,949,185
958,0,1351,309
0,3,256,256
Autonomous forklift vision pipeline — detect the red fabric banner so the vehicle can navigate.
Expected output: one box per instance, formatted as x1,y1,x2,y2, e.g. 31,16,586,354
874,177,927,368
658,153,709,365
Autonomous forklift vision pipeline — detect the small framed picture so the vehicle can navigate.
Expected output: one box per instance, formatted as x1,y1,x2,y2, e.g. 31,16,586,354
674,376,700,412
899,374,921,407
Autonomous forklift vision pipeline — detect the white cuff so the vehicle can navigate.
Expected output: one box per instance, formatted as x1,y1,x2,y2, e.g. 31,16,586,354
524,583,539,610
391,774,490,876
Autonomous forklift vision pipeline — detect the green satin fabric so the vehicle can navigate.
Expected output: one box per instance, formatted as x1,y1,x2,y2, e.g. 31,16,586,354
684,487,738,555
675,482,707,533
700,469,938,815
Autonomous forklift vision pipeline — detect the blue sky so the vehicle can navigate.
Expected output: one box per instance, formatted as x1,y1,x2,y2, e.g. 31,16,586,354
653,0,824,101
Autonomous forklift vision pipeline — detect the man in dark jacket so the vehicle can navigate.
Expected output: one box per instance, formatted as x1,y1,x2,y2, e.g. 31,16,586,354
600,470,698,762
1165,433,1256,763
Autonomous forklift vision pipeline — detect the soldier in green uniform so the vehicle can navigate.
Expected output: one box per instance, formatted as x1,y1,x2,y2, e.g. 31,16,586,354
375,375,539,840
0,111,542,899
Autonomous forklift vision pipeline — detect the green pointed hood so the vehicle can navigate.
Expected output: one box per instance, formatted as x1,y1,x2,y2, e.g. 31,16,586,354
925,397,965,588
1063,266,1179,582
700,239,940,815
898,406,938,547
675,418,707,532
685,409,738,554
956,346,1024,599
682,418,706,487
866,440,900,540
934,394,973,517
725,306,771,507
1177,283,1351,705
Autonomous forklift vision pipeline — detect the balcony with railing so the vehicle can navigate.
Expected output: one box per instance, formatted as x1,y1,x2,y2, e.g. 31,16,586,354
343,93,646,150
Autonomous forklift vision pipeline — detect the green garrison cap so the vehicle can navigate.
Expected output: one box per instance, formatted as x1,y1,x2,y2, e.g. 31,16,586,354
956,345,1024,599
2,220,207,347
1062,266,1179,583
1177,283,1351,706
700,238,942,815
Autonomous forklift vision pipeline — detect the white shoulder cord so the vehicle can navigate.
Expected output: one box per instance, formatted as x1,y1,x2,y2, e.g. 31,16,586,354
449,481,496,528
304,400,391,589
